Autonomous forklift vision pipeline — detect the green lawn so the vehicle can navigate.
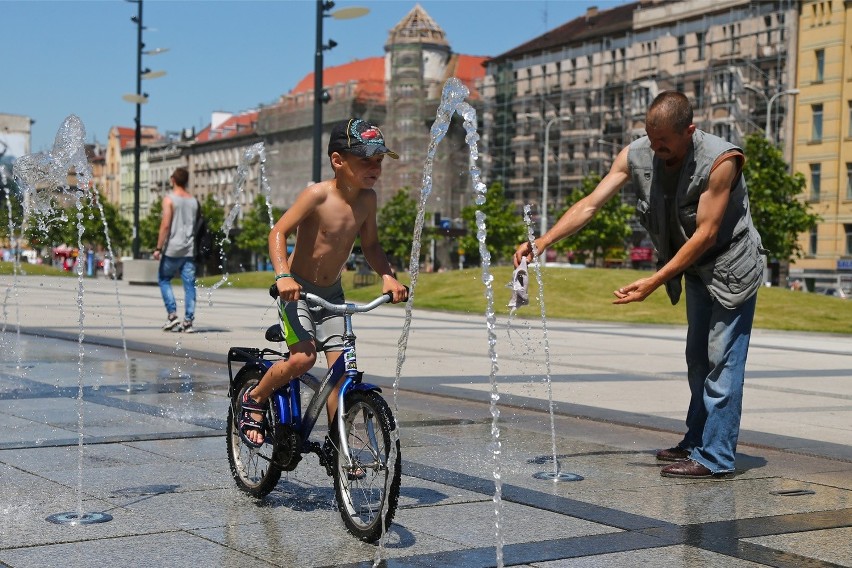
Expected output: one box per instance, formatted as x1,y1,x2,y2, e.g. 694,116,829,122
201,266,852,335
2,261,847,334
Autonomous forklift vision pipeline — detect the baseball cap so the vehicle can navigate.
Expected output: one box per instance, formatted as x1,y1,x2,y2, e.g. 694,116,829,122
327,118,399,159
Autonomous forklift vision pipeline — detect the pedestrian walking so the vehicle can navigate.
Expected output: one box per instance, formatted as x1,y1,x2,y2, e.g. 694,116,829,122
153,167,197,333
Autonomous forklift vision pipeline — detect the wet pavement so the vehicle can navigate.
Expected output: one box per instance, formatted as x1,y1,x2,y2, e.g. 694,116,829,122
0,274,850,567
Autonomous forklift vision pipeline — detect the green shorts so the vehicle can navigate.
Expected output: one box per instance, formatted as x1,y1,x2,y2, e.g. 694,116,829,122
278,275,345,352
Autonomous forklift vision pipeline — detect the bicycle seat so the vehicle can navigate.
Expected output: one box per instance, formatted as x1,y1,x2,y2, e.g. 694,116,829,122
265,324,285,343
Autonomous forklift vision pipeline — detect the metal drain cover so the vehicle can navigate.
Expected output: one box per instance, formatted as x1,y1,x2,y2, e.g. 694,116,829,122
533,471,584,482
46,512,113,525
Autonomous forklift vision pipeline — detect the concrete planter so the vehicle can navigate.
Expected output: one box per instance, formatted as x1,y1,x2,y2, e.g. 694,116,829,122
122,259,159,286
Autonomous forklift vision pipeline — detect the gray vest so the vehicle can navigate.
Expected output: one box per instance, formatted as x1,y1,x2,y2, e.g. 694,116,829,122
627,129,765,309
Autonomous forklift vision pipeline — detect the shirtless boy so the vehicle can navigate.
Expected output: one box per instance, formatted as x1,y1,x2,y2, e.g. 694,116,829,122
239,118,408,447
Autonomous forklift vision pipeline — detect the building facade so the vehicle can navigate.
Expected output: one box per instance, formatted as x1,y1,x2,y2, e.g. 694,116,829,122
19,0,849,280
482,0,798,251
258,4,486,225
791,0,852,287
187,110,262,222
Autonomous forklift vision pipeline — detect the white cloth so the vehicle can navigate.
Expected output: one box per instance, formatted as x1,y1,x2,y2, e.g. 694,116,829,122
508,257,529,309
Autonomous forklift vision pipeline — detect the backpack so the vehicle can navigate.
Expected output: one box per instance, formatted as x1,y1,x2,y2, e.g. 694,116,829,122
194,201,214,261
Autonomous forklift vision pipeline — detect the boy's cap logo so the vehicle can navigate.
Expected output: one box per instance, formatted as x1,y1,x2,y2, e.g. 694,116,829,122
357,124,380,142
328,118,399,159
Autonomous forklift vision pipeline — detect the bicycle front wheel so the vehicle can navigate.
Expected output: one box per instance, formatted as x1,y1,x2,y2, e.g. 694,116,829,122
332,390,401,543
226,372,282,497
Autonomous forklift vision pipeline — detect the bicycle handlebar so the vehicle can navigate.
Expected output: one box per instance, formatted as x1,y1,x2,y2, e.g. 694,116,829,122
268,283,394,313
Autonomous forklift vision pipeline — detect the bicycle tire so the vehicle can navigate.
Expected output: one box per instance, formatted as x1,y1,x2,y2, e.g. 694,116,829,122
226,371,282,497
332,390,401,542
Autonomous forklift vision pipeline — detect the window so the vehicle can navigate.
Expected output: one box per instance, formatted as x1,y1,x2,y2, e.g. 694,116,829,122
848,101,852,137
847,163,852,199
696,32,705,60
812,104,824,140
846,224,852,254
816,49,825,82
632,86,651,112
713,69,735,101
677,35,686,64
713,123,732,140
809,227,818,255
810,163,822,200
694,80,705,107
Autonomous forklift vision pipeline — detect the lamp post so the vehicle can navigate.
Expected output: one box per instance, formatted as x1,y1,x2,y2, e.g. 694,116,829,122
743,85,799,143
312,1,369,184
541,116,572,237
123,0,167,259
766,88,799,144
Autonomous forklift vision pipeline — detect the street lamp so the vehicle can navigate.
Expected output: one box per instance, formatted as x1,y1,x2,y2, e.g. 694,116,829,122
766,88,799,143
123,0,167,259
541,116,572,236
743,85,799,143
312,1,369,184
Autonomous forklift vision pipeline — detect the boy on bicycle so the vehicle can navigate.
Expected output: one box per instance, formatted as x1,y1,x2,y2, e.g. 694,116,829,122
239,118,409,448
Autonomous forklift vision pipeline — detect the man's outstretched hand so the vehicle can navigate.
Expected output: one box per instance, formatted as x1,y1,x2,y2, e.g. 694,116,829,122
612,277,660,304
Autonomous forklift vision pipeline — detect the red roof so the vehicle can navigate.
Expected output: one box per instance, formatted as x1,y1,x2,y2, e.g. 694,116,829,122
291,57,386,101
195,110,259,143
111,125,160,149
451,54,487,99
288,54,487,102
113,126,136,150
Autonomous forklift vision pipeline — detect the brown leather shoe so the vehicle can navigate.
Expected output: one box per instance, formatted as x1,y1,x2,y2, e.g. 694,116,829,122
660,459,713,478
655,446,690,462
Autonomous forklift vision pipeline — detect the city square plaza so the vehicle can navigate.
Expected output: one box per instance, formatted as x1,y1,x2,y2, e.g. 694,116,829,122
0,274,849,567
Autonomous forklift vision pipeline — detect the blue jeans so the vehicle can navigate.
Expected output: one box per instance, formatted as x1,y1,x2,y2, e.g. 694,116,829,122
158,255,196,322
680,272,757,474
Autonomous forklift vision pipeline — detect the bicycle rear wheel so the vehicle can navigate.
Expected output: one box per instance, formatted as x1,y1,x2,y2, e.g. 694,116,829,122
332,390,401,542
226,371,282,497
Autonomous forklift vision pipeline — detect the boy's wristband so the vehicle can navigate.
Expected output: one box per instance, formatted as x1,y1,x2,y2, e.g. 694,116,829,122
275,273,293,281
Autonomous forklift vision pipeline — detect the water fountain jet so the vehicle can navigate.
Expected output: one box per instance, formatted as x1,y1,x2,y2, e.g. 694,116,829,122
12,115,118,525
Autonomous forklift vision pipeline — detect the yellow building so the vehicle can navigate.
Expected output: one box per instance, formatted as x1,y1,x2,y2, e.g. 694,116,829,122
792,0,852,287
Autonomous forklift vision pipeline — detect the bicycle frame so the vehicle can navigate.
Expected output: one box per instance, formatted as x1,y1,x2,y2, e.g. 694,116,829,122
227,293,390,469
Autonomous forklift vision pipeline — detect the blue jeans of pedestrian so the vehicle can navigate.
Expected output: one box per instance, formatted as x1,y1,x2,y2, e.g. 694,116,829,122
680,272,757,474
158,255,196,322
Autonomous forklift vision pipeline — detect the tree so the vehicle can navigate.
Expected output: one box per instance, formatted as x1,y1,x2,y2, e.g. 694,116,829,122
459,182,527,265
82,191,131,252
140,197,163,252
23,189,131,254
742,134,820,262
377,188,419,271
199,194,226,248
234,194,283,262
550,173,633,265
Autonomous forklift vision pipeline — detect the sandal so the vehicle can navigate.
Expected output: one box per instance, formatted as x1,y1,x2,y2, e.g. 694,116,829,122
238,390,267,449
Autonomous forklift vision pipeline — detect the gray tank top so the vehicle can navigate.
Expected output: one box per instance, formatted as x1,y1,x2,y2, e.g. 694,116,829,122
164,193,197,258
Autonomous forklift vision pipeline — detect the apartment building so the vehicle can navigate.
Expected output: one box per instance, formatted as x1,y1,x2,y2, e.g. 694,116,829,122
187,110,261,220
481,0,798,245
791,0,852,286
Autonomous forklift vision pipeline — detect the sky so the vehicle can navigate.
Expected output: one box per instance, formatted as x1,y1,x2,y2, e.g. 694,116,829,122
4,0,628,154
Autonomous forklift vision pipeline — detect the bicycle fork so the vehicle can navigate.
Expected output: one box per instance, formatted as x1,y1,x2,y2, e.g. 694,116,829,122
336,336,360,472
335,334,387,476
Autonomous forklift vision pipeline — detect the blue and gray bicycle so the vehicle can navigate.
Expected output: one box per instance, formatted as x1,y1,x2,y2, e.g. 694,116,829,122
226,285,401,542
